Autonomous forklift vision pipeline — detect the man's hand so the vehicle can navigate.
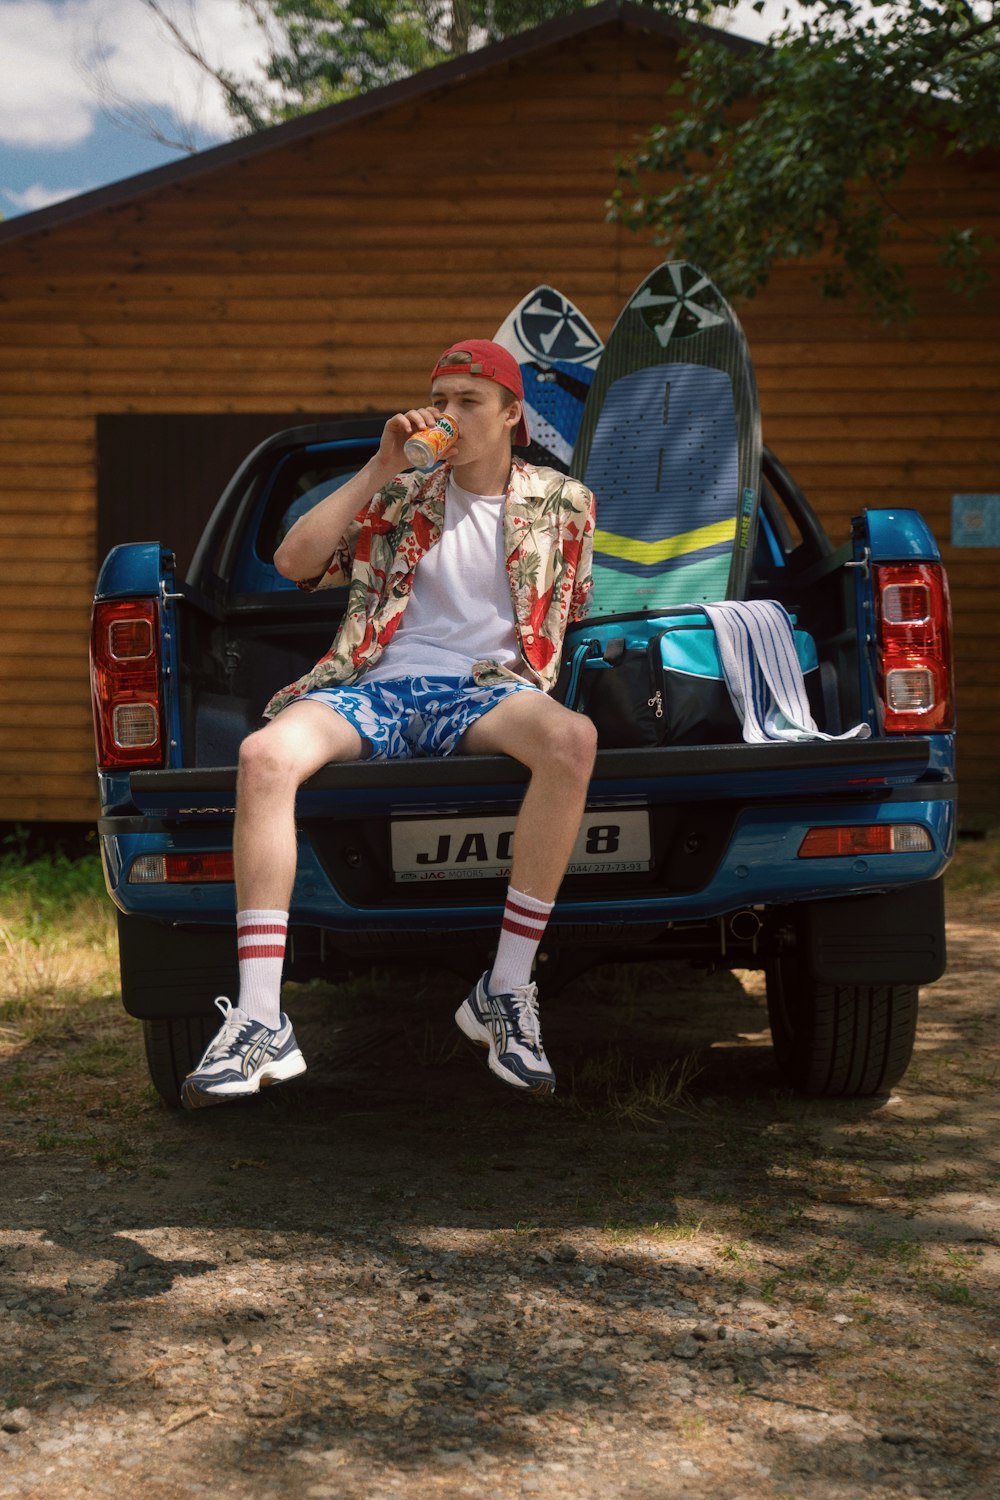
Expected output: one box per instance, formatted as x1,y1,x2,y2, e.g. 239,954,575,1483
377,407,442,470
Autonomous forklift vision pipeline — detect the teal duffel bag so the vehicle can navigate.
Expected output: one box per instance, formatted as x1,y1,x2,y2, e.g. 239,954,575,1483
558,607,822,748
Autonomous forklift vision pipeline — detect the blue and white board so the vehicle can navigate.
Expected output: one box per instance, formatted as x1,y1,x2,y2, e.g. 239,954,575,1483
571,262,762,613
494,286,604,473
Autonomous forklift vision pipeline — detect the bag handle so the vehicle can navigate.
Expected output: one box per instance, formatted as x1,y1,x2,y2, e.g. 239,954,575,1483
561,638,601,709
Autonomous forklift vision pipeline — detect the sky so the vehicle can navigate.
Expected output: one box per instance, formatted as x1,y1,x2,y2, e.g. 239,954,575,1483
0,0,269,216
0,0,790,222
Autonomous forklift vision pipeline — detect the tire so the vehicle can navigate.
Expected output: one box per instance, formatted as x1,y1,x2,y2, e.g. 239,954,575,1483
765,954,918,1097
142,1014,217,1109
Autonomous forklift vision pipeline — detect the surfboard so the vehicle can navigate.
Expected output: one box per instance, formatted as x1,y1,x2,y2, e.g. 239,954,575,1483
571,261,762,613
493,286,604,473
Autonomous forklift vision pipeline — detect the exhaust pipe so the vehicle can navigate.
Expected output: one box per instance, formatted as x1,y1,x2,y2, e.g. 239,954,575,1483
728,909,762,942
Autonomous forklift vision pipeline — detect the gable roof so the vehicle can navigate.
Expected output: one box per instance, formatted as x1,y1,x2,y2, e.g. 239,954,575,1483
0,0,755,247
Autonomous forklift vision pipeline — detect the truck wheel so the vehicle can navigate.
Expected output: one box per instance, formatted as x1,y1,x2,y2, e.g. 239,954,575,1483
142,1016,216,1109
765,956,918,1097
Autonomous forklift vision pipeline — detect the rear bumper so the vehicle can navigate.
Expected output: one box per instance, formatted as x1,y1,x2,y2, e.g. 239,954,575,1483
99,738,956,935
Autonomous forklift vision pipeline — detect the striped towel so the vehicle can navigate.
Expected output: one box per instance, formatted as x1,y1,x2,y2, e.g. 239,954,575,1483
701,600,871,744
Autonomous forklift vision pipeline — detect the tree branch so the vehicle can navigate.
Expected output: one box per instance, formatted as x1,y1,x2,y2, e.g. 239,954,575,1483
139,0,268,132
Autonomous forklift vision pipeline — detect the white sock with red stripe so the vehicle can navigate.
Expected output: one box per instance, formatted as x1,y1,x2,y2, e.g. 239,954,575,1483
236,909,288,1029
488,886,554,996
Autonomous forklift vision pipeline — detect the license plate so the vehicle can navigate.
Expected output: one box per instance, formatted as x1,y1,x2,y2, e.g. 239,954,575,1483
390,810,651,882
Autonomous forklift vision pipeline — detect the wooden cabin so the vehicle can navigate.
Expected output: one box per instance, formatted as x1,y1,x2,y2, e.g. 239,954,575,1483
0,0,997,825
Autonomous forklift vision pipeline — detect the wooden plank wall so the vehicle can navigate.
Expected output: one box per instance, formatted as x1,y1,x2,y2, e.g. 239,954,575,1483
0,18,997,824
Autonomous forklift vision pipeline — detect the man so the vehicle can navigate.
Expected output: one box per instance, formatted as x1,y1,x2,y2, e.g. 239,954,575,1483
181,339,598,1109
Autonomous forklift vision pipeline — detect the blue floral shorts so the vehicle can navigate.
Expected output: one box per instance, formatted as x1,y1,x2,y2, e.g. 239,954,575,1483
301,674,541,760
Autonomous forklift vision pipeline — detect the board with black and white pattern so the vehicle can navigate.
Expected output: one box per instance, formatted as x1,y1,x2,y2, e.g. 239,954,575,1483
493,286,604,473
571,262,762,613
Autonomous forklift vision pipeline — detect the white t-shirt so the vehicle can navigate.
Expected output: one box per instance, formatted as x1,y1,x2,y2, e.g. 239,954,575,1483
364,475,521,683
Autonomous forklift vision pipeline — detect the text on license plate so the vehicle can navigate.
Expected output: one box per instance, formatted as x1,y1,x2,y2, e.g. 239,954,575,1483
390,810,651,881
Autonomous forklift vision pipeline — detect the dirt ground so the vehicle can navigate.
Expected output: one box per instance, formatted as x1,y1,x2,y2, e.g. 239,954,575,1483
1,861,998,1500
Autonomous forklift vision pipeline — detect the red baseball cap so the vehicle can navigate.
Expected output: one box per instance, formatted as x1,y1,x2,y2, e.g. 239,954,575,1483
430,338,530,447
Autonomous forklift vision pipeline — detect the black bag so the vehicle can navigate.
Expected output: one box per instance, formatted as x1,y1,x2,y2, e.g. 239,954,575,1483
561,630,742,749
558,609,825,750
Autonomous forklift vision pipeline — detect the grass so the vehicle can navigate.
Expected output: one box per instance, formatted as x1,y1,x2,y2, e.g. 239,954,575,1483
0,827,107,929
944,829,1000,892
0,835,140,1160
60,1036,133,1078
406,1018,463,1069
0,834,116,1028
602,1215,703,1243
559,1044,702,1128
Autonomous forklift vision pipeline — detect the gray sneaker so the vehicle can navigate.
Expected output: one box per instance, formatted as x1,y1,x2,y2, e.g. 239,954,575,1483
181,996,306,1109
455,972,555,1096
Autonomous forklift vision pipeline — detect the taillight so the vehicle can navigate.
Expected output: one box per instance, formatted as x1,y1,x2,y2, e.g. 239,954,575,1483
874,563,954,732
128,852,234,883
799,824,933,858
91,599,164,768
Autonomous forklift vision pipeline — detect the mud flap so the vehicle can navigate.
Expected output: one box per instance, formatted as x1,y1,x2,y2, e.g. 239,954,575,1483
117,912,237,1019
801,880,946,987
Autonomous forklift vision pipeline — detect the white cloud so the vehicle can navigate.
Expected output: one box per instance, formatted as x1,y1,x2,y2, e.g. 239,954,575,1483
2,180,90,211
0,2,99,146
81,0,276,142
0,0,271,152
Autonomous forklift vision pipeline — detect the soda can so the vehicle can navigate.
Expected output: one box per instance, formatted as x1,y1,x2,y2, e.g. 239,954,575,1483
403,413,459,470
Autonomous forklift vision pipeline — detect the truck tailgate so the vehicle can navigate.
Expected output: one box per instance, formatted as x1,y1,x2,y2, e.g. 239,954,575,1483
128,738,941,818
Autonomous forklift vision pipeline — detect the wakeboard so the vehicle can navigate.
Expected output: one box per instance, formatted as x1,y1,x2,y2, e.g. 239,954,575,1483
571,261,762,613
493,286,604,473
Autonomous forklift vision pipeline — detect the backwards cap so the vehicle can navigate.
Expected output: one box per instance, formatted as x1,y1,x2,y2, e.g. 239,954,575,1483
431,338,530,447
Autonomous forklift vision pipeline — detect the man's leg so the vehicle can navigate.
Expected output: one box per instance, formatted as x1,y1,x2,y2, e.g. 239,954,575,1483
460,687,597,898
454,690,597,1094
181,700,363,1109
234,700,364,914
232,698,364,1020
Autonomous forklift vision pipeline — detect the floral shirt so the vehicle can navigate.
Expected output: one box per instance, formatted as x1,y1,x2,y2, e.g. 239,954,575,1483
263,459,596,718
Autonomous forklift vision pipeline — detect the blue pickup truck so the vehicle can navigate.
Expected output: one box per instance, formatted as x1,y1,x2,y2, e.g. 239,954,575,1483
91,419,955,1106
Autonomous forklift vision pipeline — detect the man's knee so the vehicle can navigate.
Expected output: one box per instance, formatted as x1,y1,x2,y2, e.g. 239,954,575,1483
238,723,299,790
545,706,598,782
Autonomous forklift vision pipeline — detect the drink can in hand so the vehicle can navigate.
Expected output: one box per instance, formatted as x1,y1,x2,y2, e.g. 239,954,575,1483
403,413,459,470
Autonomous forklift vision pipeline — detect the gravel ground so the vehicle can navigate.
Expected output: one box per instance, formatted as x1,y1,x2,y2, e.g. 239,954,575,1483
1,876,998,1500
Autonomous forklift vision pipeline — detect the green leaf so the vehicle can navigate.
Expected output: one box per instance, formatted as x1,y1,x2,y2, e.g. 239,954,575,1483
607,0,999,323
